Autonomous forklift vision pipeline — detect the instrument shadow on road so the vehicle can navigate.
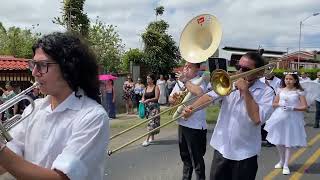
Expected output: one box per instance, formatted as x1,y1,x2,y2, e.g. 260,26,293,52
148,139,178,146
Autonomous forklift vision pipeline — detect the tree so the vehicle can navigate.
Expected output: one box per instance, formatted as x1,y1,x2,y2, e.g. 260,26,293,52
142,7,180,75
0,24,38,58
155,6,164,21
122,48,144,71
53,0,90,37
88,18,125,73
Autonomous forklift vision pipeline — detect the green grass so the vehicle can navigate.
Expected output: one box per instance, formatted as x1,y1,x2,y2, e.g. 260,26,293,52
206,105,220,124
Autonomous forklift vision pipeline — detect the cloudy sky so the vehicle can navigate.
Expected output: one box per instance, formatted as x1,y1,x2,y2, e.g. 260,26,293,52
0,0,320,55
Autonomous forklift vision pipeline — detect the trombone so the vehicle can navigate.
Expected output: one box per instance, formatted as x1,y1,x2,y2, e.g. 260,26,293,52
107,62,276,155
0,82,39,142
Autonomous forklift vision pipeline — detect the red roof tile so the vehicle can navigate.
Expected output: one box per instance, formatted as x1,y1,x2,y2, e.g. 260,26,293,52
0,56,29,70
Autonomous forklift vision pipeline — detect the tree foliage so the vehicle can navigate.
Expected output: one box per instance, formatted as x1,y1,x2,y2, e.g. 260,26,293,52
0,23,38,58
155,6,164,20
88,18,125,73
142,19,180,75
53,0,90,37
122,48,144,71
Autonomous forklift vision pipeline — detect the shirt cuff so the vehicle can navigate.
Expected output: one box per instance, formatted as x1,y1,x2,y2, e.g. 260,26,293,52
207,90,219,99
51,153,88,180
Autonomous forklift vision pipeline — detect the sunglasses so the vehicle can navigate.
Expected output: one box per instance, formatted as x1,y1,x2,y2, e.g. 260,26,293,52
235,64,252,72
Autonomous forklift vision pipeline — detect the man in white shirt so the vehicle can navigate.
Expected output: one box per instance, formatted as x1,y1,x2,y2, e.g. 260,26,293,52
0,32,109,180
182,52,274,180
314,72,320,128
169,62,208,180
299,72,311,82
259,73,280,146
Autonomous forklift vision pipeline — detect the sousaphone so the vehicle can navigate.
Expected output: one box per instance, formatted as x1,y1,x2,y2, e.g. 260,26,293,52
179,14,222,63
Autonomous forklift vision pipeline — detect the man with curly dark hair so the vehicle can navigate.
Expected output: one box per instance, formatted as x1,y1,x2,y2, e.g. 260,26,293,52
0,32,109,180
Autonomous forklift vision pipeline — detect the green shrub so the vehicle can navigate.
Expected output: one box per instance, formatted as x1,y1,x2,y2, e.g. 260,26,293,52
273,68,320,80
299,68,320,80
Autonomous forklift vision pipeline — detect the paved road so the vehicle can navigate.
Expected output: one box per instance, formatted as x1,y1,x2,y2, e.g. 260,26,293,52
105,109,320,180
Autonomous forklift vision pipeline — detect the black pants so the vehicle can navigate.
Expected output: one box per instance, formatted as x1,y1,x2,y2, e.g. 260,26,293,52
261,123,268,141
315,101,320,126
179,125,207,180
210,150,258,180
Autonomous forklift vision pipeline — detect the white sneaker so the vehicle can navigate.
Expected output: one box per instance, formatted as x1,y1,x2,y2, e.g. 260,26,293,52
142,140,150,147
274,162,283,169
282,166,290,175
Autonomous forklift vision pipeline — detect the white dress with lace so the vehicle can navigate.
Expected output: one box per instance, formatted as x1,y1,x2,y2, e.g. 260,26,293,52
264,89,307,147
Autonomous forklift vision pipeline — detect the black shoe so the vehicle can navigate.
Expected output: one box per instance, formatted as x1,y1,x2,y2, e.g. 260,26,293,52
262,142,274,147
314,124,319,128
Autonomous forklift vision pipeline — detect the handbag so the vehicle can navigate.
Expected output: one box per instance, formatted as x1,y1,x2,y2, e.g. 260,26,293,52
138,102,145,119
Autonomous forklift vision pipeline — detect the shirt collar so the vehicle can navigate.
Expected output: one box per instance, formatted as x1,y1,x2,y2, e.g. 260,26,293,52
43,89,85,113
249,79,266,91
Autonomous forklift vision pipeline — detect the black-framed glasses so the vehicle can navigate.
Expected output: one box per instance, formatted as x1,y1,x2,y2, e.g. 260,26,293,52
235,64,252,72
28,59,58,74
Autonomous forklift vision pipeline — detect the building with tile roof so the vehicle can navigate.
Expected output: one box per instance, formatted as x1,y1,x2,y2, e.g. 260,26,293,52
0,55,33,91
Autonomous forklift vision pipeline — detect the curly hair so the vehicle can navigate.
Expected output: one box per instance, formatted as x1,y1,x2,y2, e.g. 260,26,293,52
32,32,101,103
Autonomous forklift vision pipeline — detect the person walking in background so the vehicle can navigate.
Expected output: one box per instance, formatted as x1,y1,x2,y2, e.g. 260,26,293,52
105,80,116,119
157,74,167,105
141,74,160,147
0,81,18,120
313,72,320,128
264,72,308,175
299,72,311,82
134,77,145,113
166,74,176,101
122,75,135,114
259,73,281,147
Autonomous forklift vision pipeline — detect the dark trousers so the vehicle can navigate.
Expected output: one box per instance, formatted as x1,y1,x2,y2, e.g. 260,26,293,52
179,125,207,180
210,150,258,180
315,101,320,126
261,124,268,141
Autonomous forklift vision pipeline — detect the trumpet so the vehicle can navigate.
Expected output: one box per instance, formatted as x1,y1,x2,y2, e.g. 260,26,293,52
0,82,39,142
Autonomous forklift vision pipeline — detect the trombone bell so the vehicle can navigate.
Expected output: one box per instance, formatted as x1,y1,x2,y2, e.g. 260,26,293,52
179,14,222,63
211,69,232,96
210,63,277,96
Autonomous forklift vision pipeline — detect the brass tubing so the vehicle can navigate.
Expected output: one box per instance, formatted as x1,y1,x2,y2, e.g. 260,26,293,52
109,92,207,140
107,97,215,156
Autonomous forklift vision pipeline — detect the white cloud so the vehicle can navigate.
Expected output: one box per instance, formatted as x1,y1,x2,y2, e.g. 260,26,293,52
0,0,319,53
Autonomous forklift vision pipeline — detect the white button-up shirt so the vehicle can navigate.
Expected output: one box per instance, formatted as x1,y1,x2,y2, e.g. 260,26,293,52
259,76,281,92
207,80,274,160
7,90,109,180
170,76,208,130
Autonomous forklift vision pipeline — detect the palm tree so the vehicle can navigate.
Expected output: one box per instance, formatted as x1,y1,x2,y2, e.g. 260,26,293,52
155,6,164,21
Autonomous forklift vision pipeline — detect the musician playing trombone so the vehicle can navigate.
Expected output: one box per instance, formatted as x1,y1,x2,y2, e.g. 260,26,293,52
169,62,209,180
0,32,109,180
182,52,275,180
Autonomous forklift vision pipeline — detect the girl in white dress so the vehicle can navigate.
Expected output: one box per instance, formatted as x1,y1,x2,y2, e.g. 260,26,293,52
264,72,308,175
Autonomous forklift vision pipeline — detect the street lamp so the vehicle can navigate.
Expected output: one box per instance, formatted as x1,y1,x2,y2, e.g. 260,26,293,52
298,12,320,69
